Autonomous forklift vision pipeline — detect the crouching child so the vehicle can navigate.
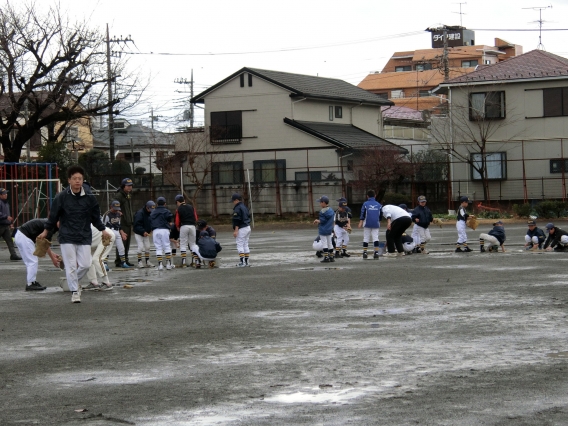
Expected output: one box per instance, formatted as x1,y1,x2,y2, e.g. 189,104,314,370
479,220,506,252
195,231,222,268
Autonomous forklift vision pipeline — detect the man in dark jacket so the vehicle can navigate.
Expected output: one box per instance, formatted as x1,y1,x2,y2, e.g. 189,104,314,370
232,193,251,267
196,231,222,268
14,218,60,291
0,187,21,260
38,165,110,303
544,222,568,251
114,178,134,266
411,195,433,254
133,200,155,268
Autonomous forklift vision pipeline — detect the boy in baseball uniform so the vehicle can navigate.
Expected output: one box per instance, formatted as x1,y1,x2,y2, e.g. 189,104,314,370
455,196,473,252
479,221,506,253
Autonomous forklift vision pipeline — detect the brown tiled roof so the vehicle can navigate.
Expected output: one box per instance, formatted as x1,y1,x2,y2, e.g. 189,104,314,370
443,49,568,84
358,69,469,91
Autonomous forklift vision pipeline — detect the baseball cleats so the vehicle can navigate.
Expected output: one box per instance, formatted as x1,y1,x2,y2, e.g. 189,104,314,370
71,292,81,303
25,281,46,291
362,252,368,259
463,246,473,252
320,257,330,263
373,253,379,259
342,251,350,257
145,261,155,268
315,251,323,258
480,246,486,252
455,247,463,253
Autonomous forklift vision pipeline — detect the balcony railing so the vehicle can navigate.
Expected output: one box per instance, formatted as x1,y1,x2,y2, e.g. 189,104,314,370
209,125,242,144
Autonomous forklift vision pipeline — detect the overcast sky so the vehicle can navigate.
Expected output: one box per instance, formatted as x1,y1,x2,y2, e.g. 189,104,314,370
44,0,568,130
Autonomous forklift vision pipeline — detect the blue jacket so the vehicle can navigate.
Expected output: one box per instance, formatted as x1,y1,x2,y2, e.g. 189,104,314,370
197,235,222,259
488,226,506,245
133,207,153,235
44,186,105,245
526,226,545,246
411,205,433,229
318,207,334,235
150,206,173,231
360,197,382,228
232,202,251,229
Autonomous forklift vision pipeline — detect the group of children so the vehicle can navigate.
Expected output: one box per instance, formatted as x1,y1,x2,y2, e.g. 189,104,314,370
100,194,221,274
313,192,568,259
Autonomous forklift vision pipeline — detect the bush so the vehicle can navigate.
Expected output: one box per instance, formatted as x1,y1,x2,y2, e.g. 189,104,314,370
534,200,568,218
512,203,532,218
382,192,411,206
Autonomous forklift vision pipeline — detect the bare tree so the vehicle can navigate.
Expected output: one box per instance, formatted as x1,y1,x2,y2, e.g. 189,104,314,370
351,146,414,200
0,1,143,162
430,85,523,201
156,128,238,211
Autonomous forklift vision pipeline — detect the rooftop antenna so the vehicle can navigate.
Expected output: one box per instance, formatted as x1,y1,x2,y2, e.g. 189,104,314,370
523,4,553,50
452,2,467,27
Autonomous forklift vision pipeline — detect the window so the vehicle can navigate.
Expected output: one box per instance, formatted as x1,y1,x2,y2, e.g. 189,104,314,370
375,93,388,100
253,159,286,183
543,87,568,117
462,60,478,68
391,89,404,99
240,74,244,87
124,152,141,163
471,152,507,180
550,159,568,174
419,90,431,97
335,106,342,118
248,73,253,87
395,65,411,72
329,106,334,121
295,171,322,181
210,111,242,143
415,63,432,71
469,91,505,120
212,161,243,184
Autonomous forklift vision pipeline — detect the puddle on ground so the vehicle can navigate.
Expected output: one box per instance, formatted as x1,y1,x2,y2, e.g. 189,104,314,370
130,295,215,302
264,385,387,404
295,267,347,271
547,351,568,358
250,346,330,355
254,311,310,318
347,323,381,328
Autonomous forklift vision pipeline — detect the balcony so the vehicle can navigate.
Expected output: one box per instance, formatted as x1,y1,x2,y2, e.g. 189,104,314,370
209,125,242,144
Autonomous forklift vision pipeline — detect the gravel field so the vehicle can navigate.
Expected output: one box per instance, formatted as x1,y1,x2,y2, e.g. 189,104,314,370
1,221,567,425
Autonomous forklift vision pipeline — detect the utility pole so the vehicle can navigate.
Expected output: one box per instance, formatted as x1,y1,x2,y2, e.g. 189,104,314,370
106,24,133,161
426,25,457,82
174,69,194,128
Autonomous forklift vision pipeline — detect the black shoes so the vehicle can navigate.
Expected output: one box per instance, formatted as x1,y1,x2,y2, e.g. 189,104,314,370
25,281,46,291
463,246,473,252
480,246,486,252
321,257,330,263
10,254,22,261
316,251,323,258
363,252,368,259
455,247,463,252
373,253,379,259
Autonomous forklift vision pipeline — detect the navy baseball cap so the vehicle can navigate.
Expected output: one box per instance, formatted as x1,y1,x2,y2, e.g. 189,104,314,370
175,194,184,202
336,197,347,203
157,197,166,205
121,178,133,186
527,220,536,226
197,219,207,228
110,200,121,210
493,220,504,226
418,195,427,202
399,204,407,210
317,196,329,204
231,193,242,201
146,200,156,209
459,196,469,203
338,202,347,208
546,222,554,230
199,231,209,238
0,188,7,195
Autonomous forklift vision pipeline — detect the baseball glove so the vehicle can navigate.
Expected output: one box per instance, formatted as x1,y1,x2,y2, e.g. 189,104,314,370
466,215,478,231
432,218,444,228
346,225,352,234
102,233,112,247
57,255,65,270
33,238,51,257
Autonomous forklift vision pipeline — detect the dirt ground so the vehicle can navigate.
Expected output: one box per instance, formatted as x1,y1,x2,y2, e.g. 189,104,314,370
1,221,567,425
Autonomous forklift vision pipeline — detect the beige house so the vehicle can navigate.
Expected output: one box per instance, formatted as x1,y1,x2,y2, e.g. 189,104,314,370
431,49,568,202
186,67,397,215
